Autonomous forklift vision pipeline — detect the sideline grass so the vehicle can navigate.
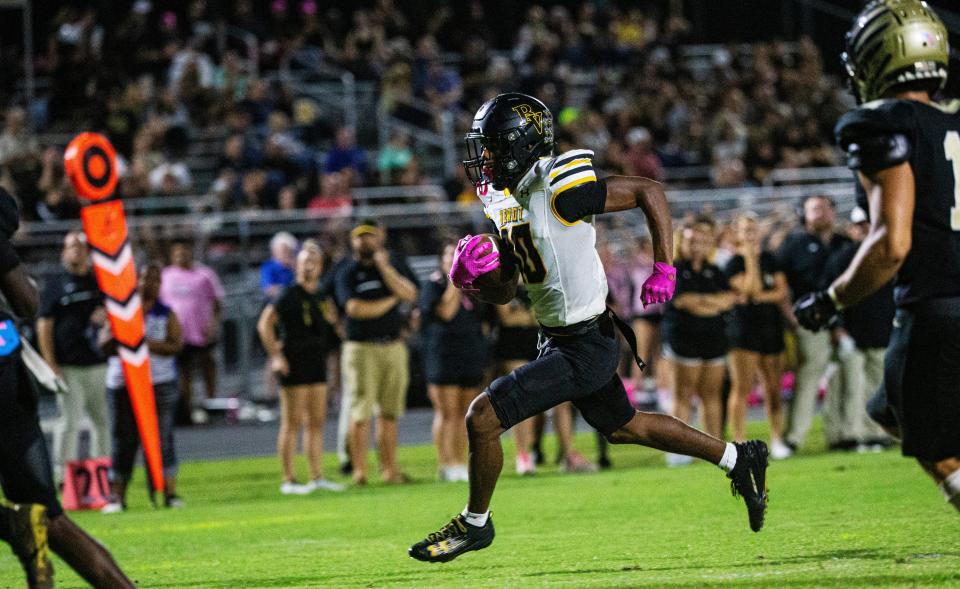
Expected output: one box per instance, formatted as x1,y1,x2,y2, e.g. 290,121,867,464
2,422,958,588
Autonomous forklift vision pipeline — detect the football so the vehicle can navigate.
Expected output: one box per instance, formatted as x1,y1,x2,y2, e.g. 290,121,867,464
469,233,517,304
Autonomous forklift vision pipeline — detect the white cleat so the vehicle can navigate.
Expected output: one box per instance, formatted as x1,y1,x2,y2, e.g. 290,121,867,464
307,479,346,492
280,482,312,495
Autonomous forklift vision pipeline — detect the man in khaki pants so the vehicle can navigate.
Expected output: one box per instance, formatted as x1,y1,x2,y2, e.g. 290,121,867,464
334,220,418,485
776,196,850,454
37,231,110,483
824,208,893,449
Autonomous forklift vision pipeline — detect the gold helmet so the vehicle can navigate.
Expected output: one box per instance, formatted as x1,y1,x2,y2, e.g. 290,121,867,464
842,0,949,104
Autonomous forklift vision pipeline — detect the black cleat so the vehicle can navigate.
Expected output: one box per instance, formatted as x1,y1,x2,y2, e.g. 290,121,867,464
727,440,769,532
408,514,495,563
4,502,53,589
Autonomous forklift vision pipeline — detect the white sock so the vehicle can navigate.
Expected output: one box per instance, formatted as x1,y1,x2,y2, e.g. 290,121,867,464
461,507,490,527
939,469,960,512
718,443,738,473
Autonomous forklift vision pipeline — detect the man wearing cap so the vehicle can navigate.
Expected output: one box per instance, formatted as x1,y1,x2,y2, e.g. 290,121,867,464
333,220,418,484
822,207,894,451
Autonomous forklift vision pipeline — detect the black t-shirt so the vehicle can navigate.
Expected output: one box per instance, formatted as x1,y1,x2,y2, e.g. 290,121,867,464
835,98,960,306
664,258,730,337
776,230,851,302
724,253,783,333
38,270,105,366
333,254,419,342
419,273,487,361
274,284,334,354
824,242,895,349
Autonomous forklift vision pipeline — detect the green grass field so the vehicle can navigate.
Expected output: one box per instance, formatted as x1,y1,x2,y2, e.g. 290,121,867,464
3,421,959,588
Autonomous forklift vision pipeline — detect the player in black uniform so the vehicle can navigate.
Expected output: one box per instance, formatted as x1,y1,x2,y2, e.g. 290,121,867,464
795,0,960,511
0,188,134,587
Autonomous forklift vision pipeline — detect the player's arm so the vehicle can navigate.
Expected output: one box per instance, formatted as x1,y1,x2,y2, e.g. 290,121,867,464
752,272,788,304
345,296,399,319
829,163,914,305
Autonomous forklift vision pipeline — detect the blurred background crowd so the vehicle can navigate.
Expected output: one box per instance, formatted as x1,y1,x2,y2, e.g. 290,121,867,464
2,0,954,500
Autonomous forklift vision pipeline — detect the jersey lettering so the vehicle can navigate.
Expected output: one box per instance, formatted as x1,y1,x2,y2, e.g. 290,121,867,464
944,131,960,230
500,223,547,284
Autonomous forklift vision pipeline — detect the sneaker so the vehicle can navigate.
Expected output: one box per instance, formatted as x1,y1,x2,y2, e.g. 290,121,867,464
5,502,53,589
727,440,769,532
450,465,470,482
665,453,694,467
164,495,186,508
598,455,613,470
100,501,126,514
308,478,346,492
560,451,598,474
408,514,495,563
770,439,793,460
280,481,312,495
515,451,536,475
339,460,353,477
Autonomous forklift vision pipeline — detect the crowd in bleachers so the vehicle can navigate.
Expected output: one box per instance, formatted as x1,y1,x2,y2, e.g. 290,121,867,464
1,1,890,503
0,1,852,228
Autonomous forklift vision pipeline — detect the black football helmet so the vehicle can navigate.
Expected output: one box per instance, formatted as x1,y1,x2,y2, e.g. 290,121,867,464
463,93,554,191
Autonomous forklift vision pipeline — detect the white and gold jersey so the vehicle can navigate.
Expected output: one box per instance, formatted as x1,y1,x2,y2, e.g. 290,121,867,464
480,149,608,327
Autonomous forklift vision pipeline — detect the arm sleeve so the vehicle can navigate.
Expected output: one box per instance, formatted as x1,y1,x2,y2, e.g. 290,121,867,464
723,255,745,280
547,149,601,225
551,179,607,224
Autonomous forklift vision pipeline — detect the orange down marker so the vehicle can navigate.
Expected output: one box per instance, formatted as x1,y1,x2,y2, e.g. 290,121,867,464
65,133,165,494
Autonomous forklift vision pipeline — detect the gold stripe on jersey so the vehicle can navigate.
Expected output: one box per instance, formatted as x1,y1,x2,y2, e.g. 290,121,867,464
552,171,597,195
549,158,592,180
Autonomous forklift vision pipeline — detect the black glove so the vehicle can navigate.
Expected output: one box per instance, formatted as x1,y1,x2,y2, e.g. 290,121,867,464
793,290,838,332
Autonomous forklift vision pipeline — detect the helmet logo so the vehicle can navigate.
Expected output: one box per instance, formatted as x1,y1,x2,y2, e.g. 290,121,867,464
512,104,544,134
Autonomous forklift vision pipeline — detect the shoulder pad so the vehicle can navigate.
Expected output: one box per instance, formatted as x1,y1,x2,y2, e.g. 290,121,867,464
834,99,915,147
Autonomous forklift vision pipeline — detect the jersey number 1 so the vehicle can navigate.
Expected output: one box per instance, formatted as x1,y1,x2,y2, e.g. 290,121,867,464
945,131,960,230
500,223,547,284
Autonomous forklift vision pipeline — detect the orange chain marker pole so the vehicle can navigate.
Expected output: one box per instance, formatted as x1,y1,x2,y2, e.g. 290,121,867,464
64,133,164,494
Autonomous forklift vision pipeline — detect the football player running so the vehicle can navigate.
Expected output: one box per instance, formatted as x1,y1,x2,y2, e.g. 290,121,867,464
795,0,960,513
408,93,770,563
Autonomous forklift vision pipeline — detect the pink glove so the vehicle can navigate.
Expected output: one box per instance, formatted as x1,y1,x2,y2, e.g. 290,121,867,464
449,235,500,290
641,262,676,307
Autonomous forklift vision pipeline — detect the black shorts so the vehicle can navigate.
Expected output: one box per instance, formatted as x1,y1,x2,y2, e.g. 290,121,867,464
178,343,215,371
425,358,485,388
487,313,635,436
0,419,62,518
494,326,540,362
880,299,960,461
663,325,728,364
280,346,327,386
729,324,784,355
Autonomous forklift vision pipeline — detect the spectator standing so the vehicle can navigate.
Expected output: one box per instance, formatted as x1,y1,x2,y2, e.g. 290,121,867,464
628,236,667,409
101,264,184,512
662,219,735,463
822,207,893,451
724,213,791,458
420,241,486,482
261,231,298,302
258,242,345,495
333,220,418,485
494,295,541,474
776,195,850,452
160,240,225,424
37,231,111,483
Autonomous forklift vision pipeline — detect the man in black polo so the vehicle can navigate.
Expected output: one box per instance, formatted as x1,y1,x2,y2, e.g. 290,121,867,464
776,195,850,453
36,230,110,483
823,207,893,451
334,220,418,485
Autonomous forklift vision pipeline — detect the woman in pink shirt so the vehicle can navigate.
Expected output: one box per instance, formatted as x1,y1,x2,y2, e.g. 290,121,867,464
160,240,225,424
